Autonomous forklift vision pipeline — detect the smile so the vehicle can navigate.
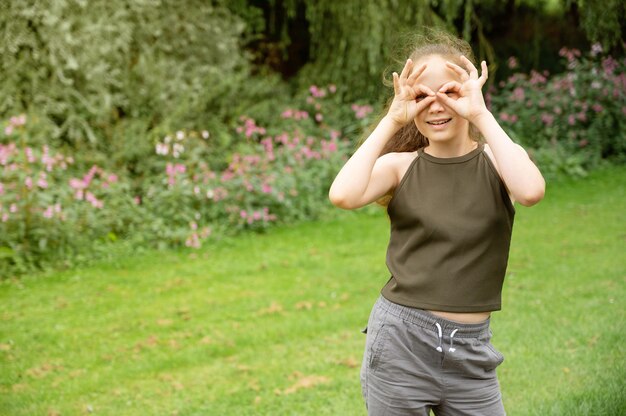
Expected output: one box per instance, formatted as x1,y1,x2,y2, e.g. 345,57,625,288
427,119,452,125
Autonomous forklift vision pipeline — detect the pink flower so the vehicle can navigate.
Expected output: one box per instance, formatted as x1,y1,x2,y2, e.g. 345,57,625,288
185,233,201,248
329,84,337,93
240,210,247,218
309,85,326,98
24,177,33,189
43,206,54,219
69,178,86,190
37,177,48,189
507,56,518,69
133,196,141,205
592,104,603,113
261,183,272,193
513,87,525,102
2,213,8,222
540,113,555,126
315,113,323,122
25,147,35,163
568,115,576,126
10,204,17,213
351,104,373,119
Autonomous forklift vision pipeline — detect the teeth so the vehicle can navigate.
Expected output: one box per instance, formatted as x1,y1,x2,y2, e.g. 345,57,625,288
428,119,450,125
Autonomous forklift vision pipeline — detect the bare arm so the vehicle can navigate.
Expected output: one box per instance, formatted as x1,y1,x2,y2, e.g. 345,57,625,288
473,112,545,206
328,117,401,209
437,56,545,206
328,59,435,210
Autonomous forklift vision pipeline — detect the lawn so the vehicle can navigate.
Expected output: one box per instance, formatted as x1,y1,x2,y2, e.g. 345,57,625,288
1,165,625,415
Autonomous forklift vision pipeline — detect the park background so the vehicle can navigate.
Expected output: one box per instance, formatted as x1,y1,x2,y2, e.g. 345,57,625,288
1,0,625,414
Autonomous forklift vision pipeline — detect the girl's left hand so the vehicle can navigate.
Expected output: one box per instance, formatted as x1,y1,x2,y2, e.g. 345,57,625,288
436,56,489,123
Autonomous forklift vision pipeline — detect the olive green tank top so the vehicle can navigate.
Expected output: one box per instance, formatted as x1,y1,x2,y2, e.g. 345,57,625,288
381,144,515,312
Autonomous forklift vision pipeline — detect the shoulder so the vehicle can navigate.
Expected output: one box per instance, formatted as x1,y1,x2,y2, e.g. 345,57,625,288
375,151,418,195
379,150,418,178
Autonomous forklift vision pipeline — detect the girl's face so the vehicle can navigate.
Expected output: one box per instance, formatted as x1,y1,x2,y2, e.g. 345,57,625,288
412,55,470,144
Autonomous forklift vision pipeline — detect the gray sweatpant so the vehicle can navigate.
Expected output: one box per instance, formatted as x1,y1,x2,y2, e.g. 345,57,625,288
360,295,506,416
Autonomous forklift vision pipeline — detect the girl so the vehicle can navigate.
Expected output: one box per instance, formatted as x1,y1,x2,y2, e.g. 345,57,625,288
328,31,545,415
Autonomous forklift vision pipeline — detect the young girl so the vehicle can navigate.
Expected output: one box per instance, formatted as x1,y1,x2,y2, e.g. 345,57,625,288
329,31,545,415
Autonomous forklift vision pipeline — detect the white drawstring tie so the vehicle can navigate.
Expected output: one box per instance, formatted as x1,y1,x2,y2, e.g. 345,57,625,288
434,323,460,353
448,328,459,352
435,323,444,352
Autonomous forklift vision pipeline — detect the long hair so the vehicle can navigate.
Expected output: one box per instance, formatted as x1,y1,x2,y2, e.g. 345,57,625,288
359,28,483,206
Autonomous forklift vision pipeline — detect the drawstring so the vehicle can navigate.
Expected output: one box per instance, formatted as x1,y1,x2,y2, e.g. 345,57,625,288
435,323,443,352
434,323,460,353
449,328,459,352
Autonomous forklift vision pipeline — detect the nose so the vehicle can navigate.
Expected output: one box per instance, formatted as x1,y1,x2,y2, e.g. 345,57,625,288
428,96,445,113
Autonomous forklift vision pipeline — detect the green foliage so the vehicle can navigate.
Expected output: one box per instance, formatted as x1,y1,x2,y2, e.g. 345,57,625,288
0,84,375,276
0,0,246,151
230,1,625,103
571,0,626,50
489,46,626,180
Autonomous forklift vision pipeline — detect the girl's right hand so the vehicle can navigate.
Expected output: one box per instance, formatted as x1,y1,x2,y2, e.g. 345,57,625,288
387,59,436,127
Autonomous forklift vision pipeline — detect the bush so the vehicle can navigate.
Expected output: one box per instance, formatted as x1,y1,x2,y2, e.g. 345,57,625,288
489,44,626,178
0,85,375,277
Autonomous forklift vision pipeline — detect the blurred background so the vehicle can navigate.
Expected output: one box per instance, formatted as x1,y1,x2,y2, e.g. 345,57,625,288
1,0,624,275
1,2,625,415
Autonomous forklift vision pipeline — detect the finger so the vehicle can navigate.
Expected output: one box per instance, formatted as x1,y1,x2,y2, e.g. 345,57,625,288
393,72,399,95
407,63,427,84
478,61,489,86
438,81,462,94
445,61,469,80
399,59,413,82
460,55,478,79
436,91,458,111
415,83,436,96
415,95,436,111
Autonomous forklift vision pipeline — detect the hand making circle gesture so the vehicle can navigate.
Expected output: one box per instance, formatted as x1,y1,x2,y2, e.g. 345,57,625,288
435,55,490,123
387,59,436,126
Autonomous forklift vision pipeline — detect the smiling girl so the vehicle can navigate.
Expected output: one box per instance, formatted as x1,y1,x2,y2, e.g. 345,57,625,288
328,30,545,415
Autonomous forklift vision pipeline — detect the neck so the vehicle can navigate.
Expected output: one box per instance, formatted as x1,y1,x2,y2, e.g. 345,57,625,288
424,138,477,158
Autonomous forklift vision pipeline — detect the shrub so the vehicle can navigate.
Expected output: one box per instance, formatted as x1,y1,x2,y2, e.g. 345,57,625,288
489,44,626,178
0,85,375,277
0,115,142,275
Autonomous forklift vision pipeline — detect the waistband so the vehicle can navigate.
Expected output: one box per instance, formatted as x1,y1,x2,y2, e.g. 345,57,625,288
377,295,490,338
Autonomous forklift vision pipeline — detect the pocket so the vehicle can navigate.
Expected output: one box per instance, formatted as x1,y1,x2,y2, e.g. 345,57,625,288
363,304,389,372
450,338,505,379
486,341,505,368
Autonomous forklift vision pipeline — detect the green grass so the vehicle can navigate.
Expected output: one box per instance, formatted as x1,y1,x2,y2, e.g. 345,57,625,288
1,165,625,415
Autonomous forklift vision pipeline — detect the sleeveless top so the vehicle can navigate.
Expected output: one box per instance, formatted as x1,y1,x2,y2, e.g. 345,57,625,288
381,144,515,312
